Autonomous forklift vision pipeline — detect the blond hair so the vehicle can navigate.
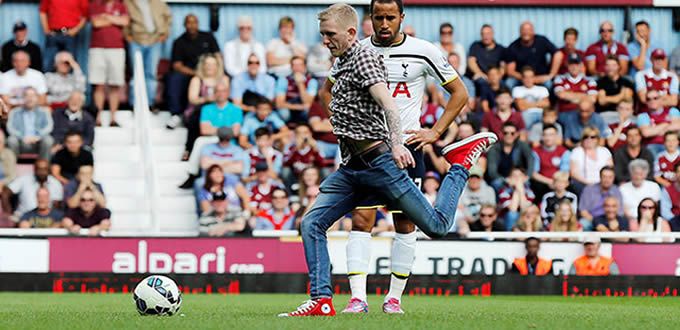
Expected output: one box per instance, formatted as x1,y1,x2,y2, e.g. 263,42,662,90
552,171,570,182
195,54,225,81
550,200,579,232
318,3,358,30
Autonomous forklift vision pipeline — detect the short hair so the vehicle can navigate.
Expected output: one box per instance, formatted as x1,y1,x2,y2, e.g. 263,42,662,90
12,50,30,61
279,16,294,28
543,107,558,115
290,55,306,66
628,159,650,175
318,3,358,31
255,98,273,109
605,55,620,65
543,124,558,133
563,27,578,39
496,86,511,96
369,0,404,14
479,204,497,215
525,236,540,246
272,188,289,198
635,20,650,28
664,131,679,141
552,171,569,182
502,121,518,131
600,166,615,176
439,22,453,33
520,65,535,75
581,126,600,140
481,24,492,30
627,126,641,136
64,131,83,140
254,127,272,138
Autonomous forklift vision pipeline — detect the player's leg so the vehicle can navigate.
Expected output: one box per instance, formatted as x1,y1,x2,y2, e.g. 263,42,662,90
279,167,361,317
383,215,415,314
342,207,377,313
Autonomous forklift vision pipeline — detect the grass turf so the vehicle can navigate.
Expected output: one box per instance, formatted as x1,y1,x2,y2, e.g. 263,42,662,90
1,293,679,329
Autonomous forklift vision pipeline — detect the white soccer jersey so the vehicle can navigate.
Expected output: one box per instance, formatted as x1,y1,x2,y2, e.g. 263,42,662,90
360,34,459,140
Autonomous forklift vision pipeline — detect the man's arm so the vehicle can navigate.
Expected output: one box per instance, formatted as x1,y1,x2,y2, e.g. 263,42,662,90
369,83,414,169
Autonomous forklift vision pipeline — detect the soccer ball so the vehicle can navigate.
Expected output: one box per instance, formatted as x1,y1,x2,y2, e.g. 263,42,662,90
133,275,182,316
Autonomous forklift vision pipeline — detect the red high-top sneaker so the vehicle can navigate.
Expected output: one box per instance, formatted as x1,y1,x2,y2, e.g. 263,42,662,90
442,132,498,170
278,298,336,317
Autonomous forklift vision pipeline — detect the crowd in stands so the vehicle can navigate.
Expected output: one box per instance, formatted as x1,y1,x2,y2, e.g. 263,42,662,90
1,1,680,240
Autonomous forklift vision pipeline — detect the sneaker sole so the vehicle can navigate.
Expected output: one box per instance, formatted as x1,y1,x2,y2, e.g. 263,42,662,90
441,132,498,155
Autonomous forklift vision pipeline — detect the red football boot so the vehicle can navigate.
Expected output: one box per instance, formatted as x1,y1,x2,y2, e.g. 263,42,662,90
442,132,498,170
278,298,336,317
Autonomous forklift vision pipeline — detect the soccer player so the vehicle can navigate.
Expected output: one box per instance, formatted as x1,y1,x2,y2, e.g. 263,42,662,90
279,3,496,317
343,0,470,315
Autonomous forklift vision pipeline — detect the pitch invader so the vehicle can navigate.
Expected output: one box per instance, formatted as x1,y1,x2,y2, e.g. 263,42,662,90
342,0,468,315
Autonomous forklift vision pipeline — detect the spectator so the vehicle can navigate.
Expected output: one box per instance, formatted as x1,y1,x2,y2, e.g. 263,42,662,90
0,131,17,204
595,56,634,113
585,21,629,77
247,162,284,212
593,197,630,242
578,166,623,230
560,101,608,148
1,21,43,72
123,0,171,108
254,188,296,230
539,171,578,224
528,108,563,148
421,90,445,129
512,66,550,128
653,132,680,188
39,0,88,71
660,163,680,223
549,27,585,76
569,126,613,194
62,188,111,236
439,52,475,111
4,159,63,217
498,168,536,231
240,100,289,147
481,88,526,141
569,236,619,275
605,101,636,150
291,166,321,208
197,164,250,224
634,49,678,107
612,126,654,183
513,205,543,232
434,23,466,74
51,91,95,149
266,16,307,78
223,16,266,78
423,171,440,206
6,88,54,159
244,128,284,181
308,101,338,160
50,131,93,185
306,41,333,81
283,125,324,186
468,24,507,83
198,189,248,237
506,21,557,86
638,89,680,156
88,0,129,127
45,51,86,109
403,25,415,37
183,57,233,160
456,167,496,233
360,14,372,39
0,51,47,108
18,187,64,228
63,165,105,209
628,21,662,76
468,204,505,233
166,14,220,129
531,124,569,198
631,198,672,243
620,159,661,221
510,237,553,276
275,56,318,123
486,122,534,191
553,53,597,114
479,66,504,113
548,200,581,239
231,53,276,112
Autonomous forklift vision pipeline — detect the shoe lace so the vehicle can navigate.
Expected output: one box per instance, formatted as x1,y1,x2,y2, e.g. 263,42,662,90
290,300,317,315
464,140,489,166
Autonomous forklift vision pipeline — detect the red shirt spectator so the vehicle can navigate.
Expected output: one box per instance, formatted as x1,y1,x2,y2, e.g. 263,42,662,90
607,120,635,150
481,110,525,140
39,0,89,30
553,54,597,113
585,22,629,77
88,0,128,49
308,102,337,144
533,145,568,179
556,47,586,75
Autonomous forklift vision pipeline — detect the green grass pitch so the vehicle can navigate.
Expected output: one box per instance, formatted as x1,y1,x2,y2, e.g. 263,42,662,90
1,293,679,329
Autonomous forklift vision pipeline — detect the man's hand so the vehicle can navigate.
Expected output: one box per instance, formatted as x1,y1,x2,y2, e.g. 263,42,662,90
0,98,7,119
392,144,415,169
23,136,39,145
158,33,168,43
405,128,440,150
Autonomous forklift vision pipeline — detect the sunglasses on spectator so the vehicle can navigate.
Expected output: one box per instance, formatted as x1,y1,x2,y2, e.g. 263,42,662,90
248,61,260,65
600,28,614,33
503,131,516,136
440,30,453,35
81,198,95,202
648,96,660,101
480,213,495,218
584,135,598,140
641,205,656,210
239,26,252,30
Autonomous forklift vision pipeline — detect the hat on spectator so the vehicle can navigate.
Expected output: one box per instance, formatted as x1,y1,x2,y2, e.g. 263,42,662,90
583,235,601,245
238,16,253,27
13,21,27,33
211,191,227,201
469,166,484,178
424,171,440,182
651,48,666,60
255,161,269,172
217,126,234,141
567,53,582,64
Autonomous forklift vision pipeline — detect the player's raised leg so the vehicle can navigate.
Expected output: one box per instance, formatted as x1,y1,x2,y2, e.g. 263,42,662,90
342,208,376,313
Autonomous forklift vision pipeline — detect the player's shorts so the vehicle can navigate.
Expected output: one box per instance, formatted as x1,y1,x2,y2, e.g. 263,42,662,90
355,143,425,212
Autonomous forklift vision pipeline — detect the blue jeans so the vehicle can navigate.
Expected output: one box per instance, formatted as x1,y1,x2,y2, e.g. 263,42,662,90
301,152,469,298
167,72,192,116
647,144,665,159
521,110,543,130
44,33,77,72
128,42,161,106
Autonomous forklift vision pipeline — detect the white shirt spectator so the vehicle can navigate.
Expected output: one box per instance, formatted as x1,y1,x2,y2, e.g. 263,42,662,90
620,180,661,219
0,68,47,105
434,41,466,74
8,174,63,216
512,85,550,112
266,38,307,78
223,38,266,78
569,146,612,184
306,43,332,79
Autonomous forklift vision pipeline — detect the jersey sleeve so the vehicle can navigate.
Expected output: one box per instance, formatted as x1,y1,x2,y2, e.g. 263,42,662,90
424,42,459,86
670,74,679,95
634,71,647,92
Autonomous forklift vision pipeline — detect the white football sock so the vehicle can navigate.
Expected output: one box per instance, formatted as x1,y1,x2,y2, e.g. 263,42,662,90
386,231,417,302
347,230,371,301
